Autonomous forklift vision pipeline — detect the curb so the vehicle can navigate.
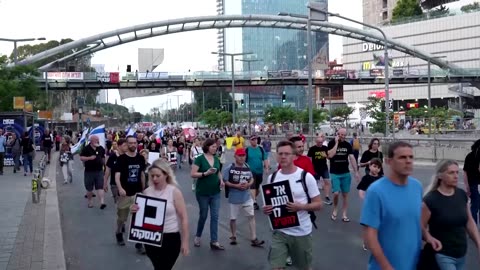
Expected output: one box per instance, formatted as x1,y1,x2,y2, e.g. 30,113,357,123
42,153,67,270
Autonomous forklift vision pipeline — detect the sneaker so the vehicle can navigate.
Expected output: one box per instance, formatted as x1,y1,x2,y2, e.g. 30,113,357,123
116,233,125,246
324,197,333,205
135,243,146,255
251,238,265,247
286,256,293,266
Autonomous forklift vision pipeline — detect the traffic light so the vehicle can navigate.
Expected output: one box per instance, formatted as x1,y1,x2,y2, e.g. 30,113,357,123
282,92,286,103
241,99,245,106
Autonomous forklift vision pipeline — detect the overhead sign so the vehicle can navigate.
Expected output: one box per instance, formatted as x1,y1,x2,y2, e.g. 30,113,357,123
46,72,84,80
262,180,299,230
128,194,167,248
13,97,25,110
362,43,384,52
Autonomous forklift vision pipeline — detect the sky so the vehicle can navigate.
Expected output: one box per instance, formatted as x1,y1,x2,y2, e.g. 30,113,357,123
0,0,472,114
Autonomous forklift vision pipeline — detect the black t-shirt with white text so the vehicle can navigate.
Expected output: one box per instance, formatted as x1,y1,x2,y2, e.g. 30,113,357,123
327,140,353,174
106,154,119,186
114,153,146,196
80,144,105,172
307,145,328,174
42,134,53,148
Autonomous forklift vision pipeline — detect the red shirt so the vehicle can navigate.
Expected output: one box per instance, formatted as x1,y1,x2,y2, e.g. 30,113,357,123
278,155,315,176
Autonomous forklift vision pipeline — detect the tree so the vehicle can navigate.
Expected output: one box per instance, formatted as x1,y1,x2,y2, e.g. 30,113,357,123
0,57,44,111
194,87,233,116
331,106,355,123
364,97,388,134
461,2,480,13
199,109,232,128
392,0,423,22
264,106,297,124
429,5,449,17
297,108,329,125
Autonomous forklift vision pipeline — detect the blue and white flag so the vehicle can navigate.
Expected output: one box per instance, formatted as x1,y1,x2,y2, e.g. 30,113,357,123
125,125,135,137
88,124,106,149
71,127,90,155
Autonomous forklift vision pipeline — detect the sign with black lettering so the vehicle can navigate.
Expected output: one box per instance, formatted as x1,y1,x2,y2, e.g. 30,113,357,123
262,180,299,230
128,194,167,247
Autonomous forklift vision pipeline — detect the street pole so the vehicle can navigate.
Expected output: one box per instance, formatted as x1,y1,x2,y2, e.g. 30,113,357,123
307,16,314,144
329,88,332,121
13,41,18,65
0,37,46,65
428,60,432,136
236,58,261,135
231,55,236,131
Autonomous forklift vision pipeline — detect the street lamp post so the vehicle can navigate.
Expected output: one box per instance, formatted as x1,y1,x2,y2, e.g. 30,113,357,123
307,5,391,136
236,58,262,135
212,51,254,131
0,37,46,64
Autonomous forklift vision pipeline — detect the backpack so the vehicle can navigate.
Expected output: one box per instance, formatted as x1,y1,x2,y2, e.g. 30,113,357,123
246,146,265,163
270,170,318,229
352,138,361,151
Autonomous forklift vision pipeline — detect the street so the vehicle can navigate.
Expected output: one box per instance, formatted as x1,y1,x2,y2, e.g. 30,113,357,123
56,152,479,270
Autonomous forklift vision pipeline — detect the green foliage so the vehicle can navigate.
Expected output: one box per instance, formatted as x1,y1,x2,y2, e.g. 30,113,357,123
429,5,449,17
264,106,297,123
364,97,387,134
461,2,480,12
331,106,355,121
194,87,233,115
199,109,232,128
0,62,44,111
297,108,329,124
97,103,130,123
406,106,463,130
392,0,423,22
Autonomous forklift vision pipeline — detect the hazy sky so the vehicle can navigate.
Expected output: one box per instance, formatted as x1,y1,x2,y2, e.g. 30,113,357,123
0,0,471,114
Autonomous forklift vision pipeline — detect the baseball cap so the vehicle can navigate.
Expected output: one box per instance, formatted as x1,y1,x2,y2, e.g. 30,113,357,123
249,135,258,140
235,148,247,156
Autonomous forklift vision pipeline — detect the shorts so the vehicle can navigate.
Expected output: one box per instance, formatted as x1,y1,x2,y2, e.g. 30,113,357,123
314,169,330,180
44,146,52,155
265,152,270,159
269,231,313,269
117,195,135,223
331,173,352,193
84,171,104,192
250,173,263,190
229,199,254,220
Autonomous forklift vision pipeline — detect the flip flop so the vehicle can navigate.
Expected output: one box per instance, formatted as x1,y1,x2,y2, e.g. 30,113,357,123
88,204,94,208
330,214,337,221
342,217,351,222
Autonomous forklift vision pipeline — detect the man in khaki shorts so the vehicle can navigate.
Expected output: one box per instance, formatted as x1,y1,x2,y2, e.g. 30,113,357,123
263,141,322,270
114,136,146,252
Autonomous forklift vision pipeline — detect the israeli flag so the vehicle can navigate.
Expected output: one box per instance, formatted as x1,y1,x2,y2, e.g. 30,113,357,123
154,127,164,138
71,127,90,155
125,125,135,137
88,124,106,149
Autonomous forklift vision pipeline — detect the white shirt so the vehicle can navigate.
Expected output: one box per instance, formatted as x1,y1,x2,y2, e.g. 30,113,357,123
266,167,320,236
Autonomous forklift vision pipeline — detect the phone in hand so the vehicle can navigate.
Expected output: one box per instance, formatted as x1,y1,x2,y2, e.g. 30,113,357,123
210,167,218,173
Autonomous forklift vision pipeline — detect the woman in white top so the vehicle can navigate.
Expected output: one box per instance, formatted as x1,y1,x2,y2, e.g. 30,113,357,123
131,159,189,270
162,139,178,169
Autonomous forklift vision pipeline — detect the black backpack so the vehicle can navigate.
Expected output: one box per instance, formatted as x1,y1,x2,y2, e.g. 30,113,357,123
270,170,318,229
245,146,265,163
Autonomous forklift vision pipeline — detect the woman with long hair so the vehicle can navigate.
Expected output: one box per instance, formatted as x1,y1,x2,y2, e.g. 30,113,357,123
421,160,480,269
59,136,74,184
359,138,384,175
162,139,178,170
463,139,480,224
131,159,189,270
190,138,225,250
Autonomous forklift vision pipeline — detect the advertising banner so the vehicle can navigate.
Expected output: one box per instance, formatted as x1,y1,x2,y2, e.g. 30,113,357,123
110,72,120,83
128,194,167,248
13,97,25,110
46,72,84,80
262,180,299,230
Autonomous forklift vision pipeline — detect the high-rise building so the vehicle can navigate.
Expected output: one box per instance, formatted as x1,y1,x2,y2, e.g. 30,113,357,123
217,0,329,116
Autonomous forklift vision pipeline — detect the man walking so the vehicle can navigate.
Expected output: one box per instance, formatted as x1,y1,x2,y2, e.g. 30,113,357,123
0,129,5,175
8,133,22,173
222,148,264,247
360,141,423,270
114,136,146,253
79,135,106,209
263,140,322,270
308,134,332,205
246,135,267,210
232,131,245,150
42,129,53,164
104,138,127,204
327,128,360,222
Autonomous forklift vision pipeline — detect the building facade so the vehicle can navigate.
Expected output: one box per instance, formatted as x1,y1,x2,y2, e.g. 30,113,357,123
217,0,329,119
342,9,480,110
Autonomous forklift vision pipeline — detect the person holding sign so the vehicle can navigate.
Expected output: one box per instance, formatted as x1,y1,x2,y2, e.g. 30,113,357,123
161,139,178,170
222,148,265,247
190,138,225,250
130,159,189,270
263,140,322,270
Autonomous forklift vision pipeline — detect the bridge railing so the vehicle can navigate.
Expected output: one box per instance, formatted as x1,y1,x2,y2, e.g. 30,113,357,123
34,68,480,82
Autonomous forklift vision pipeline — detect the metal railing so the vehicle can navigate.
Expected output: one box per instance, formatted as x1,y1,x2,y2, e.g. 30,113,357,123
31,154,48,204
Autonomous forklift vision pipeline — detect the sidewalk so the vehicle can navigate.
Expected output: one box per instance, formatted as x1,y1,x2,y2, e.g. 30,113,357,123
0,152,66,270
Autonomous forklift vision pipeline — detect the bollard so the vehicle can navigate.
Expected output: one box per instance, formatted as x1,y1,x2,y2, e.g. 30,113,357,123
32,169,41,203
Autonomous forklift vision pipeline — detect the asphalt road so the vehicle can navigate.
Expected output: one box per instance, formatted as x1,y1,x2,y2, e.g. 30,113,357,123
56,152,479,270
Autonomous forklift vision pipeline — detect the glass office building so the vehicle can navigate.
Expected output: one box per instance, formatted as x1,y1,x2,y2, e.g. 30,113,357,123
217,0,329,118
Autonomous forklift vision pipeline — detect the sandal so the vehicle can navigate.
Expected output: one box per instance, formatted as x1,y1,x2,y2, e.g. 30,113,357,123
251,238,265,247
330,213,337,221
88,204,94,208
230,236,237,245
210,242,225,250
342,217,351,222
194,237,201,247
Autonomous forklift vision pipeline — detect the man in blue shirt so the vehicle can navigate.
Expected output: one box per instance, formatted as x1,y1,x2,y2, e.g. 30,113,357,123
222,148,264,247
246,135,267,210
360,141,423,270
0,128,6,175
